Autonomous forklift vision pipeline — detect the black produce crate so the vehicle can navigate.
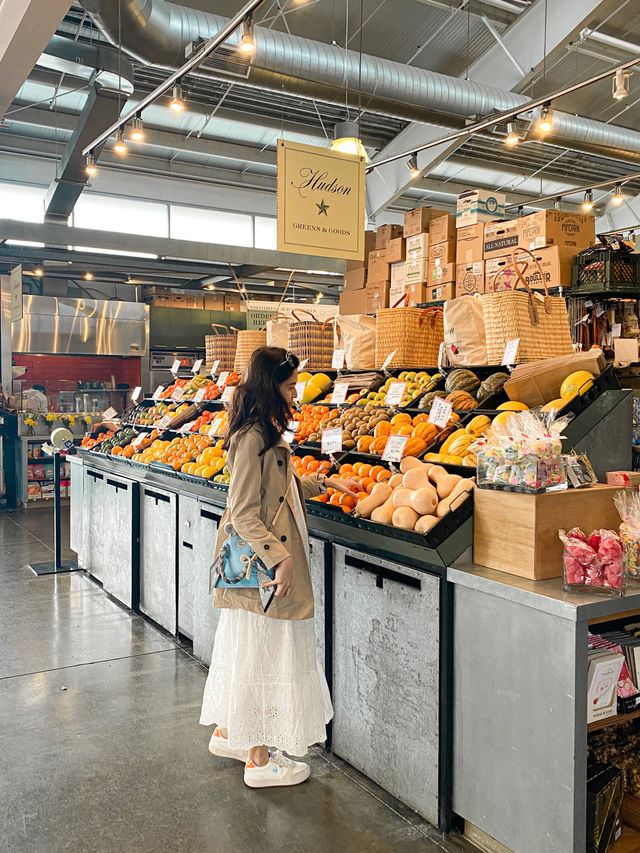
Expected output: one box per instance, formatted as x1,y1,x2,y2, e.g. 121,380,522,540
572,248,640,295
560,364,620,419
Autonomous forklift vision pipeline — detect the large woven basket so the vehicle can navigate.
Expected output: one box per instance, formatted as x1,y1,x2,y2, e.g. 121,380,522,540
375,298,443,368
287,309,335,371
234,329,267,373
205,324,238,372
482,247,573,364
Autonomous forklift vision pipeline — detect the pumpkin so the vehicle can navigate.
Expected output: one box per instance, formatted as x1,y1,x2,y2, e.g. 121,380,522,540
439,426,466,455
418,391,443,412
467,415,491,437
496,401,529,411
444,369,481,395
560,370,595,401
446,433,474,458
411,422,438,441
446,390,477,411
476,371,510,402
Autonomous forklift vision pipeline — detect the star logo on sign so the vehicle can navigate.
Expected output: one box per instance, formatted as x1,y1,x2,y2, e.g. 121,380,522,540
316,199,330,216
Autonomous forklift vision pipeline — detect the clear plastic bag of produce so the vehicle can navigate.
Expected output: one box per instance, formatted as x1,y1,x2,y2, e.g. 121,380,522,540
471,411,569,494
614,489,640,579
560,527,626,596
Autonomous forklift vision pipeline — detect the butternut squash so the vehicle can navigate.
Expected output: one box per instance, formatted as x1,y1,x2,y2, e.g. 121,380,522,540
353,482,392,519
370,495,395,525
392,506,419,530
436,478,474,518
402,467,431,491
426,464,446,483
415,514,439,535
399,455,427,474
409,487,438,516
429,466,462,499
389,473,404,488
392,488,414,509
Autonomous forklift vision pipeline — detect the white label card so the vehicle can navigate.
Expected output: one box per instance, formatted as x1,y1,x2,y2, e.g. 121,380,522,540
102,407,118,420
332,349,345,370
192,359,203,374
381,349,398,370
152,385,164,401
210,359,220,377
382,434,408,462
180,421,196,434
218,371,230,387
438,342,448,370
131,387,142,404
171,358,181,374
612,323,622,338
295,381,306,402
172,386,186,402
385,381,407,407
501,338,520,365
193,387,206,403
585,300,594,308
321,427,343,455
298,358,309,370
131,433,147,450
221,385,235,403
428,397,453,428
595,306,605,318
288,420,299,433
330,382,349,405
156,415,173,430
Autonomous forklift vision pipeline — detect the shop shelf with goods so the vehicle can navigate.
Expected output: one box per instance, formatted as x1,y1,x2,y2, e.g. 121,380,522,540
17,436,78,505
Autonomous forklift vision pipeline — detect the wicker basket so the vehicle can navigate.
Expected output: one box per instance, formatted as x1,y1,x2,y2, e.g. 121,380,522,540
233,329,267,373
482,247,573,363
287,310,335,370
375,298,443,368
205,324,238,372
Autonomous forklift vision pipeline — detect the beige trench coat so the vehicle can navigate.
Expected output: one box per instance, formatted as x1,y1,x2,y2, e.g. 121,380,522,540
211,424,324,620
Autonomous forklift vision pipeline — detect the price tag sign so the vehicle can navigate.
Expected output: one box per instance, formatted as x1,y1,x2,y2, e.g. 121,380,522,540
102,406,118,420
218,371,230,387
382,434,408,462
385,381,406,407
298,358,309,370
438,342,448,370
180,421,196,434
295,381,306,402
221,385,235,403
428,396,453,428
131,387,142,404
172,385,186,402
283,420,298,444
612,323,622,338
330,382,349,405
152,385,164,401
191,358,203,374
321,427,343,455
193,387,207,403
156,414,173,430
171,358,181,375
332,349,345,370
381,349,398,370
210,359,220,377
288,420,299,433
501,338,520,366
131,433,147,450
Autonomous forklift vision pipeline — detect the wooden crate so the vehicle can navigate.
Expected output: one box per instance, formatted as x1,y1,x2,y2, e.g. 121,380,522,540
473,484,622,580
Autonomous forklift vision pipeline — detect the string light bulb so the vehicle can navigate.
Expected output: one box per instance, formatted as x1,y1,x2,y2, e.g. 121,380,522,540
85,154,97,176
406,153,420,178
240,16,255,53
130,117,144,142
613,69,631,101
538,103,553,133
612,184,624,205
34,267,43,277
114,130,128,155
84,271,94,281
505,121,519,145
582,189,594,212
169,83,185,112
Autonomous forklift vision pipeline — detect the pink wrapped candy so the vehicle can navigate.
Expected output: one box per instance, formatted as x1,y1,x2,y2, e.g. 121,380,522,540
560,527,626,594
587,531,601,551
597,529,624,564
568,527,587,543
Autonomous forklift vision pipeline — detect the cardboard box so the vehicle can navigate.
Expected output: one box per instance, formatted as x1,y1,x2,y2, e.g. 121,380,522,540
403,207,447,238
346,231,377,270
405,232,429,259
427,282,456,302
364,281,390,313
203,293,225,310
429,261,456,284
389,282,410,307
390,262,406,285
173,293,204,309
343,266,367,291
385,236,406,264
406,283,427,306
457,189,506,228
368,255,391,282
485,246,574,293
339,287,368,314
456,261,484,296
606,471,640,487
483,219,521,260
428,240,456,267
503,350,606,408
518,210,596,252
405,258,429,285
473,484,622,580
224,294,242,312
429,213,456,245
456,223,485,265
376,224,403,248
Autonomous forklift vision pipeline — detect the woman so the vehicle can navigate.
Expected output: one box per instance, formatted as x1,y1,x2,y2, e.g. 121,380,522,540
200,346,361,788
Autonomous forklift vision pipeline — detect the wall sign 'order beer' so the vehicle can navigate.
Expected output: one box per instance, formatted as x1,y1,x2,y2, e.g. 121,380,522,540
277,139,366,262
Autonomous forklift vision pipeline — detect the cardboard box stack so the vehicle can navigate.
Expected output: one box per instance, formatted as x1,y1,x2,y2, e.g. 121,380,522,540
340,230,376,314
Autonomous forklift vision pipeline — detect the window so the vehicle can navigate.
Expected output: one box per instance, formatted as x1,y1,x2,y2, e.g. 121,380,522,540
72,194,169,238
254,216,277,249
0,182,46,222
170,205,253,247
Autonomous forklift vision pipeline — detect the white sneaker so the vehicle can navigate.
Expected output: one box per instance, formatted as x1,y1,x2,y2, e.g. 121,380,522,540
208,727,249,762
244,750,311,788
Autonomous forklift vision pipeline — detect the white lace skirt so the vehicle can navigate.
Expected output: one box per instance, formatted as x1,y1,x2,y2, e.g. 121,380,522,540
199,608,334,757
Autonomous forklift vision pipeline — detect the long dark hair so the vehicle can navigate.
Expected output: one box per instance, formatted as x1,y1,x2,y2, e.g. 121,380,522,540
225,346,299,454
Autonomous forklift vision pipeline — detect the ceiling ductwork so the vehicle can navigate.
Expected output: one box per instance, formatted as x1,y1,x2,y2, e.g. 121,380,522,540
81,0,640,162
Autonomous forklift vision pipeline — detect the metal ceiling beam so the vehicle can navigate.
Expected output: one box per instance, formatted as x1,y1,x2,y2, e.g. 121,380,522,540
0,0,71,121
366,0,614,217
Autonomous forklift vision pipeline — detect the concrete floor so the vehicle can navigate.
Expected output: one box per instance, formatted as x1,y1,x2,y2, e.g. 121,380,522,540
0,505,476,853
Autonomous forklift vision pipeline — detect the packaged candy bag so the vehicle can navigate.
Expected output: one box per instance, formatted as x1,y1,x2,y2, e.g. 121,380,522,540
560,527,626,596
614,490,640,579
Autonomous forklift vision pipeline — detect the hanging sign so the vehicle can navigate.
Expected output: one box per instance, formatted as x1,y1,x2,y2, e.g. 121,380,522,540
321,427,343,455
10,264,23,322
276,139,366,261
131,387,142,404
428,397,453,428
382,434,408,462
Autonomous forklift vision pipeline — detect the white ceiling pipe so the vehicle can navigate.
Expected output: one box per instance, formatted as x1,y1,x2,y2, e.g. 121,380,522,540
579,27,640,55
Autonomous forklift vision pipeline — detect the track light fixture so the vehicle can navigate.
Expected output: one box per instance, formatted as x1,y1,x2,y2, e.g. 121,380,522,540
34,267,43,277
554,197,562,210
205,284,216,290
169,83,186,112
240,16,255,53
114,130,128,155
538,104,553,133
130,117,144,142
85,154,97,176
613,69,631,101
612,184,624,205
84,271,94,281
406,153,420,178
582,189,594,211
505,121,519,146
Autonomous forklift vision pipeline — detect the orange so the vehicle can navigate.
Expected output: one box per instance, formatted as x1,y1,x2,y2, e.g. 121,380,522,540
376,469,392,481
339,463,353,474
201,466,215,478
369,465,384,480
328,493,342,505
359,477,375,491
358,463,372,477
307,460,320,472
356,491,369,503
